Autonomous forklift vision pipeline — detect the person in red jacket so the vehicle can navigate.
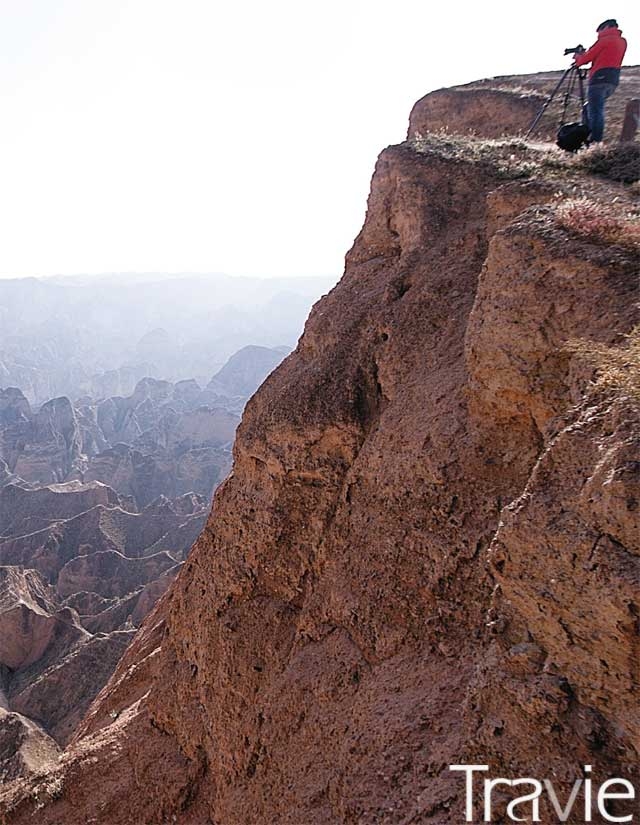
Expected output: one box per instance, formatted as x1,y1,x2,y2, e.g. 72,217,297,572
574,19,627,141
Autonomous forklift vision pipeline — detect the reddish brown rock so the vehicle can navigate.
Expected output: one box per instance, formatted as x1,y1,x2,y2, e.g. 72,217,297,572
482,395,640,739
0,709,60,784
56,549,176,601
9,630,135,747
465,207,639,475
0,568,74,672
0,486,205,595
0,481,123,539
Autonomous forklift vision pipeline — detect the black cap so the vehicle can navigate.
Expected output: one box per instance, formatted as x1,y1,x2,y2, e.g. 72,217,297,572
597,19,618,32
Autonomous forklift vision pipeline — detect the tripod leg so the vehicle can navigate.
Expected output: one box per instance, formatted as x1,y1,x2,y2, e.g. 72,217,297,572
526,65,576,139
578,71,590,132
561,68,578,124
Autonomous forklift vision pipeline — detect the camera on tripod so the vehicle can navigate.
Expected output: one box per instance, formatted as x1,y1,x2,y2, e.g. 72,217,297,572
526,47,590,151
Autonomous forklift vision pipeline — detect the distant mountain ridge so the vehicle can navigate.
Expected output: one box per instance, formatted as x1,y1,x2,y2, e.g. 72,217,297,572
0,272,333,404
207,344,290,400
0,343,290,507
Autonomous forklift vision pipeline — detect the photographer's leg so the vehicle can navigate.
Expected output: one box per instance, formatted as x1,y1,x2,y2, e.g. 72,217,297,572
601,83,616,140
590,83,617,141
587,83,606,142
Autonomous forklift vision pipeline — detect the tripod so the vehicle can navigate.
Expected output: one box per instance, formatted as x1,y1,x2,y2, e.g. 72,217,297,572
526,64,588,139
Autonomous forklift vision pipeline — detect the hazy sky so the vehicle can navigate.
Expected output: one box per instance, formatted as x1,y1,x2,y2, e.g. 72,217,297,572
1,1,638,279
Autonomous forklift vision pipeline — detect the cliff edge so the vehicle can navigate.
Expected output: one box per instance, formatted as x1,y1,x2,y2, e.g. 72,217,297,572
2,72,639,824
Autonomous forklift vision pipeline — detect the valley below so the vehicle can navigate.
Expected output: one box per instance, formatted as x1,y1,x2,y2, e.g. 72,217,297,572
0,275,329,787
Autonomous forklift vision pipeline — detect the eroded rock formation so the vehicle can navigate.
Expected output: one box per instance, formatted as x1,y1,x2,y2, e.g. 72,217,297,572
0,345,290,509
0,479,208,773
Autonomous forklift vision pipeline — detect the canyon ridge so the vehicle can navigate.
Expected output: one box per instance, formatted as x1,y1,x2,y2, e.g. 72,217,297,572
1,68,639,823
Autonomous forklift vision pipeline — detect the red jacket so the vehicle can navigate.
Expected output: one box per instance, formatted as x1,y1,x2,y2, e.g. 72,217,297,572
575,27,627,76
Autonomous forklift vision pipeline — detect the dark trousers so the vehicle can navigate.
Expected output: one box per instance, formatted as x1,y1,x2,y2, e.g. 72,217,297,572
586,82,617,142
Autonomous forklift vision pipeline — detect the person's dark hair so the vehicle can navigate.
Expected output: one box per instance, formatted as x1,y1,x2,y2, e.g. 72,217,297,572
597,19,618,32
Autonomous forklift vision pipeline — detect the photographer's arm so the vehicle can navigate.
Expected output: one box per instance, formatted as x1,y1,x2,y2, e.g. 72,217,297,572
574,41,602,67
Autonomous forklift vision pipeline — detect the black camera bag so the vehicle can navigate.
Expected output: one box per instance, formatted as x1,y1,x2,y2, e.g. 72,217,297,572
557,122,590,152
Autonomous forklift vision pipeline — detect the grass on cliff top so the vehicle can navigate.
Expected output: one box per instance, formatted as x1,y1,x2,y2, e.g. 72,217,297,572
548,142,640,184
553,196,640,252
408,132,540,179
408,132,640,186
568,328,640,402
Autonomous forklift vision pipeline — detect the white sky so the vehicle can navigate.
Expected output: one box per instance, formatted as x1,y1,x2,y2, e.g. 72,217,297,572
1,1,638,279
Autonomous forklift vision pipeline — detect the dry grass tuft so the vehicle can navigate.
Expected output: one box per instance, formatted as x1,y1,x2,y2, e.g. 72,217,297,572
568,328,640,401
554,196,640,250
409,132,538,179
575,143,640,184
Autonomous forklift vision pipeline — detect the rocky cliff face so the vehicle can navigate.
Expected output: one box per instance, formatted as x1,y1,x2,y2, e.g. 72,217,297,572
1,75,639,823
